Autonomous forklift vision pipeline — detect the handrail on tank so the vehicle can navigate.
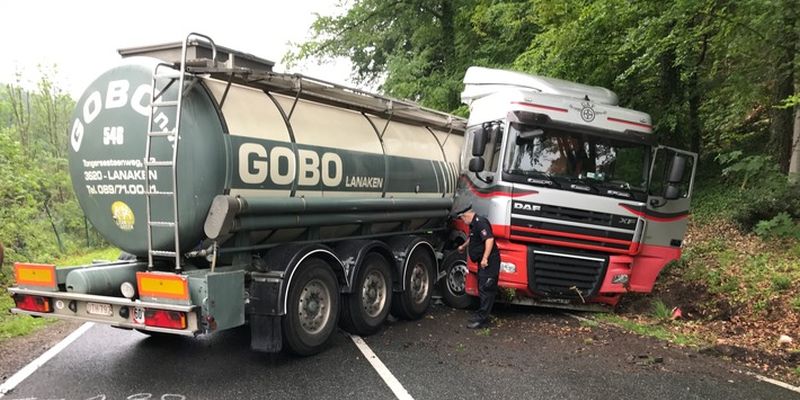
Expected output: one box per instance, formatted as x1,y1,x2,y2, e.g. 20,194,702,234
183,32,217,65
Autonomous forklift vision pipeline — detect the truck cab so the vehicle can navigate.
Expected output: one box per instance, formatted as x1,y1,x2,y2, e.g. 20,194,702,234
451,67,696,308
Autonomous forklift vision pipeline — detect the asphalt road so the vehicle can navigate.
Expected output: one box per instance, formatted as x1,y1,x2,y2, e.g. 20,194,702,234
3,304,798,400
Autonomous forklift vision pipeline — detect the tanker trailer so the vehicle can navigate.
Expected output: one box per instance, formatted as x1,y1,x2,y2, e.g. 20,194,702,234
9,34,464,355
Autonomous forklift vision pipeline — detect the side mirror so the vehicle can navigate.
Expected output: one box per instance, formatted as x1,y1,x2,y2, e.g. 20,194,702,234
471,128,489,157
664,184,681,200
469,157,485,173
668,155,686,183
663,155,686,200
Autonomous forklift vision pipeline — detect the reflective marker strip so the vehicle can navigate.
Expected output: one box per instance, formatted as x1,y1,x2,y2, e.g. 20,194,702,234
136,272,189,300
14,263,57,288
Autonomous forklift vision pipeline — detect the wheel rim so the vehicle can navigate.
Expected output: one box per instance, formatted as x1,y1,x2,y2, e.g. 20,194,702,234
361,269,388,318
409,263,430,305
298,278,332,335
447,261,468,295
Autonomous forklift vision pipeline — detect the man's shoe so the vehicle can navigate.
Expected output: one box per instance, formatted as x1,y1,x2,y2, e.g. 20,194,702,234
468,314,482,323
466,320,487,329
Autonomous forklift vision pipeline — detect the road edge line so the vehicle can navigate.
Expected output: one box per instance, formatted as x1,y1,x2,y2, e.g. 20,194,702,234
348,333,414,400
749,373,800,395
0,322,94,398
563,312,800,395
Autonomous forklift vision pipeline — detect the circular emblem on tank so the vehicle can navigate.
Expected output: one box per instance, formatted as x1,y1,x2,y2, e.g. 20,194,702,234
111,201,135,231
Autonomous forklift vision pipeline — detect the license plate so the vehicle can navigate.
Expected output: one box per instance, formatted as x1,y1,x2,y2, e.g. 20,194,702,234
86,302,113,316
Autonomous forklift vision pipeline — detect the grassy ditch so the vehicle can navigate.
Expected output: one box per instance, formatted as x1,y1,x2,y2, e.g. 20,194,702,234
0,247,120,342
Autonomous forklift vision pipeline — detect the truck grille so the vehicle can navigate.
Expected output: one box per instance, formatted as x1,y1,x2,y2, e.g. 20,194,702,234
510,201,639,253
528,250,607,299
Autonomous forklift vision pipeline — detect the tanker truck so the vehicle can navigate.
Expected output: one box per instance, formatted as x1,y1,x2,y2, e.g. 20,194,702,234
10,34,464,355
9,34,696,355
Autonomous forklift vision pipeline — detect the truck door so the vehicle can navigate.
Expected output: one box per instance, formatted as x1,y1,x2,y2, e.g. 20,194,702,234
644,146,698,244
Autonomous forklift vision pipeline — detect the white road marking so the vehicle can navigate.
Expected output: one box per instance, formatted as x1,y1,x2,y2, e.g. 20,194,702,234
0,322,94,398
750,373,800,395
563,312,800,395
348,333,414,400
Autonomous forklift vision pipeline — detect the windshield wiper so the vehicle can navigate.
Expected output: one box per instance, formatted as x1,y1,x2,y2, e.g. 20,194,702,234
591,181,645,199
509,170,561,188
556,176,598,193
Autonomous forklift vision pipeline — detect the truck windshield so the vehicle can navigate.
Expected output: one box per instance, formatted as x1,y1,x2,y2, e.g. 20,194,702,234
504,123,650,199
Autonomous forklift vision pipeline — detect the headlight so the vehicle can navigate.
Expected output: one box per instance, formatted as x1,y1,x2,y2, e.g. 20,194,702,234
501,262,516,273
611,274,629,284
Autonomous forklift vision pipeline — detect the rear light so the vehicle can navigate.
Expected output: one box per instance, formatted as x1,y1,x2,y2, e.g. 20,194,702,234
144,309,187,330
14,295,52,313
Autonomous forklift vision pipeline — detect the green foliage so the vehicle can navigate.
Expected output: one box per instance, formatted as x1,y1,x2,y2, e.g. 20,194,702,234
579,319,599,328
293,0,799,173
734,181,800,230
286,0,538,112
475,327,491,336
1,69,105,285
754,213,800,240
650,299,672,322
770,274,792,292
791,296,800,312
53,247,121,266
597,314,701,347
715,151,777,190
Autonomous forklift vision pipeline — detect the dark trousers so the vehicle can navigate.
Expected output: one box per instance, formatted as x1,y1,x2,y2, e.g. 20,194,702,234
475,253,500,323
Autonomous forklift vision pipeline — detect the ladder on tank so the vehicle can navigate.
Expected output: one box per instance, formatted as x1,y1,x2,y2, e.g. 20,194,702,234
143,33,218,271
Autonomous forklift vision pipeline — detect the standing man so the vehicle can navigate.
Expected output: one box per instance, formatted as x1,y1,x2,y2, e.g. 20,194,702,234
455,206,501,329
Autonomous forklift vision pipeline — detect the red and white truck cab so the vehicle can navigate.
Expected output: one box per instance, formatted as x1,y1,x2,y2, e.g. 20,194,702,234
450,67,697,308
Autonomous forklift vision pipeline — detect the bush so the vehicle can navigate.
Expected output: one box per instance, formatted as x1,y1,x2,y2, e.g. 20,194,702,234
754,212,800,239
734,179,800,230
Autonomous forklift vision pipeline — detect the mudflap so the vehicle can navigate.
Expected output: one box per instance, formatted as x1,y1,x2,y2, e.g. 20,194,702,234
248,272,283,353
250,315,282,353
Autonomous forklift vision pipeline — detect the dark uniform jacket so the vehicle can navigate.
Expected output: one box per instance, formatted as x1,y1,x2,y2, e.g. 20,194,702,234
467,214,500,263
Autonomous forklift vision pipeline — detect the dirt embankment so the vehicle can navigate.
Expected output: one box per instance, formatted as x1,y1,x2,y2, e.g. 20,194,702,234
618,220,800,385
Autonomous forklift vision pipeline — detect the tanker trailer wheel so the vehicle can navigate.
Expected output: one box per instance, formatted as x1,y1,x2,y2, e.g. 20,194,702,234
341,253,392,335
282,258,340,356
440,251,477,309
391,250,434,320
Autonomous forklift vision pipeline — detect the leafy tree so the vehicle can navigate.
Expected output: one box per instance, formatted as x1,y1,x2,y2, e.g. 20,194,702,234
287,0,538,113
0,71,95,272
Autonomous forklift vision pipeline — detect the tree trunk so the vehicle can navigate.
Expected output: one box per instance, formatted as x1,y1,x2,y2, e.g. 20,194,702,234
769,0,797,173
687,72,702,155
789,105,800,179
770,68,794,172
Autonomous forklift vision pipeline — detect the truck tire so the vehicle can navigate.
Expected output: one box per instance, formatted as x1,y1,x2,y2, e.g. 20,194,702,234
282,257,340,356
391,250,434,320
340,253,392,335
440,251,476,309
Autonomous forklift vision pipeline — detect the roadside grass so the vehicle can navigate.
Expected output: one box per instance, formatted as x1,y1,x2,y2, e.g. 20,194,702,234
53,247,122,266
0,247,119,342
679,224,800,314
579,319,599,328
596,314,703,347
